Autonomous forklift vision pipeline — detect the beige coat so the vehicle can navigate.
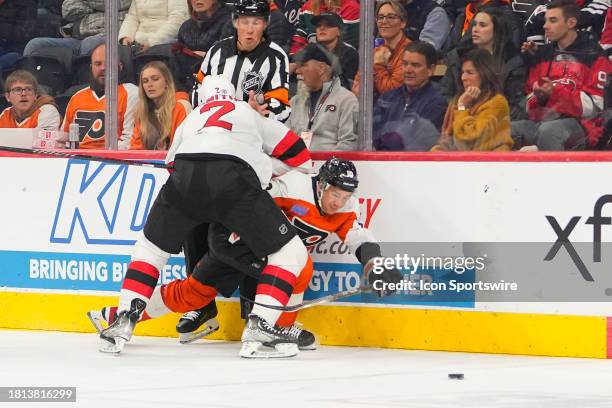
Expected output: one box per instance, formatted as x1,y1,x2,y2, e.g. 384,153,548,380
118,0,189,46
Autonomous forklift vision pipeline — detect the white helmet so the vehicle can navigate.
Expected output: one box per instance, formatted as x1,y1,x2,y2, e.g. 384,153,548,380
198,75,236,106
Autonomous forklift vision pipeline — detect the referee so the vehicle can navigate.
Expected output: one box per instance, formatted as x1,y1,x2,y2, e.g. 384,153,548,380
196,0,291,122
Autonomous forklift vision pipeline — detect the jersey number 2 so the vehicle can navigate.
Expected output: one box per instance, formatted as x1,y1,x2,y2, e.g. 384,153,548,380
200,101,235,130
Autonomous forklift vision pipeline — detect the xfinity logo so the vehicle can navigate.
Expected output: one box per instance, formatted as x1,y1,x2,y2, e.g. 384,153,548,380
545,195,612,282
50,160,161,245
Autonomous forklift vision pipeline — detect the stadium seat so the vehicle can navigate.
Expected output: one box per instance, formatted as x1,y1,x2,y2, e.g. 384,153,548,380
14,47,73,96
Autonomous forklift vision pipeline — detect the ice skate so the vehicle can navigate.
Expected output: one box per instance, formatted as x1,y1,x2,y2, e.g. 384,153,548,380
276,324,316,351
87,309,105,334
176,302,220,344
239,314,299,358
99,299,146,354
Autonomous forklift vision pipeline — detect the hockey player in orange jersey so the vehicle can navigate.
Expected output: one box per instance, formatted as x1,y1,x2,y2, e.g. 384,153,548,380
89,158,402,352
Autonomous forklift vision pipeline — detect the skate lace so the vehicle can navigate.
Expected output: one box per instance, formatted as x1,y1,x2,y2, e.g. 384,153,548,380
182,310,201,321
279,325,302,339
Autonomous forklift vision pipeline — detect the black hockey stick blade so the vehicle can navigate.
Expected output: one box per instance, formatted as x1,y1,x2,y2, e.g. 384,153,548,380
0,145,171,169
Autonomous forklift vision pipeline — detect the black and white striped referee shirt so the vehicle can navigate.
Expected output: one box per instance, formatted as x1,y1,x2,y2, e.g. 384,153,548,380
197,36,291,122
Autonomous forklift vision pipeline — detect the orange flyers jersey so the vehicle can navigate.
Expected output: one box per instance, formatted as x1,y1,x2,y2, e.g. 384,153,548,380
0,105,61,131
269,170,375,252
61,83,139,149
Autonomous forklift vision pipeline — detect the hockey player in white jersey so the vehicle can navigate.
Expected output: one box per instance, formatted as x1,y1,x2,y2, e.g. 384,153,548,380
98,75,312,358
91,158,403,350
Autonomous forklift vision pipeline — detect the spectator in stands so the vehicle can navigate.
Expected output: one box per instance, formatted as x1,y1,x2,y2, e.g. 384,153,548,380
173,0,233,89
373,41,448,151
512,0,607,150
402,0,451,51
441,8,527,119
33,0,64,38
275,0,303,29
129,61,192,149
289,0,360,57
24,0,131,57
513,0,611,45
267,0,298,53
0,70,61,131
602,7,612,50
445,0,524,53
62,44,139,149
352,0,411,99
0,0,37,73
432,48,513,151
119,0,190,54
312,12,358,89
197,0,291,121
288,43,358,150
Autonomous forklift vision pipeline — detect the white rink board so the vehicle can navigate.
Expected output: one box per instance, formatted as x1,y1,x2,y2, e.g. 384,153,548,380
1,156,612,315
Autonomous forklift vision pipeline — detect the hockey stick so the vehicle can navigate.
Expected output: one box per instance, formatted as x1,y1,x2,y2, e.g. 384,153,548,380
0,145,171,169
248,286,371,312
206,227,372,311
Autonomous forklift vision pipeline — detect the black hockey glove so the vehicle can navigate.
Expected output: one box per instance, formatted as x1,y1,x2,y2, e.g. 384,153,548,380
365,259,403,297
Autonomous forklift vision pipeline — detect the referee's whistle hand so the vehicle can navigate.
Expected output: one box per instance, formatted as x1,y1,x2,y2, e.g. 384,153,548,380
248,91,272,117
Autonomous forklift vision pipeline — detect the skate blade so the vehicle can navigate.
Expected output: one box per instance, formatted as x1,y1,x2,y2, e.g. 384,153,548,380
299,343,317,351
239,342,299,359
87,311,104,334
98,336,126,354
179,319,220,344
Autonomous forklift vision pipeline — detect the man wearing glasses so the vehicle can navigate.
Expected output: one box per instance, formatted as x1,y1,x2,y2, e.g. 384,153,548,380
0,70,60,131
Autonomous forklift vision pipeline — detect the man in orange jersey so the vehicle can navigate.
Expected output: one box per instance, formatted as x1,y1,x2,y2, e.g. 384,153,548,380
61,44,139,149
89,157,402,350
0,70,61,131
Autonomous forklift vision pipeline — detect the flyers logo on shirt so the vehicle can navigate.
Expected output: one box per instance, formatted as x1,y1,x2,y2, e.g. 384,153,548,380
290,217,329,246
75,111,105,141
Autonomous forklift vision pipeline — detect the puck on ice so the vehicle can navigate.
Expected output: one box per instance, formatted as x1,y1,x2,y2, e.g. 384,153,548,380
448,373,464,380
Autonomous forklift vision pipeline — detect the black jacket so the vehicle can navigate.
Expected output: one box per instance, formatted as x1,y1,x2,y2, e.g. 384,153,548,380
445,1,524,53
177,5,233,53
332,41,359,89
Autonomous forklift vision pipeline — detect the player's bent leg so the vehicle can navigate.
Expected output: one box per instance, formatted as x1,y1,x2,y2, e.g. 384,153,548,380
275,258,316,350
160,275,220,343
241,235,308,358
99,236,170,354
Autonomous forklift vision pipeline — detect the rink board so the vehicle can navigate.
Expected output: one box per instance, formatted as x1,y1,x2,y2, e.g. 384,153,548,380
2,150,612,358
0,291,606,358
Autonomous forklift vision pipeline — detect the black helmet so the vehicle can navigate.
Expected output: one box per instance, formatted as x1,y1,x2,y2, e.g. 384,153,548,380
318,157,358,192
233,0,270,17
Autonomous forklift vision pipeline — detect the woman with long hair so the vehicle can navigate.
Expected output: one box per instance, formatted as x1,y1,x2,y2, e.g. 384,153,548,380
433,48,513,151
441,7,526,119
130,61,192,150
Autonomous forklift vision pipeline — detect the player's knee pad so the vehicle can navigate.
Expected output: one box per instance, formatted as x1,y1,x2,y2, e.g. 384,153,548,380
132,235,171,271
161,275,218,313
267,235,307,276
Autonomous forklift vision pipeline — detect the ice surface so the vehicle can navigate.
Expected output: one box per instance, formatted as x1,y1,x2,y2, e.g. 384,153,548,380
0,329,611,408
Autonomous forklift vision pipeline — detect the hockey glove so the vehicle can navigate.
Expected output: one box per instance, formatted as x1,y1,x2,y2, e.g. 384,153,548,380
364,258,403,297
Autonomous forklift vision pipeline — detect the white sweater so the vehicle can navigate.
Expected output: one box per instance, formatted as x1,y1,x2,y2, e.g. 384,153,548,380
118,0,189,46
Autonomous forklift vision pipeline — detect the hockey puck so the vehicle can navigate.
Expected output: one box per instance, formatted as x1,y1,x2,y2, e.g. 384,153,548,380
448,373,464,380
